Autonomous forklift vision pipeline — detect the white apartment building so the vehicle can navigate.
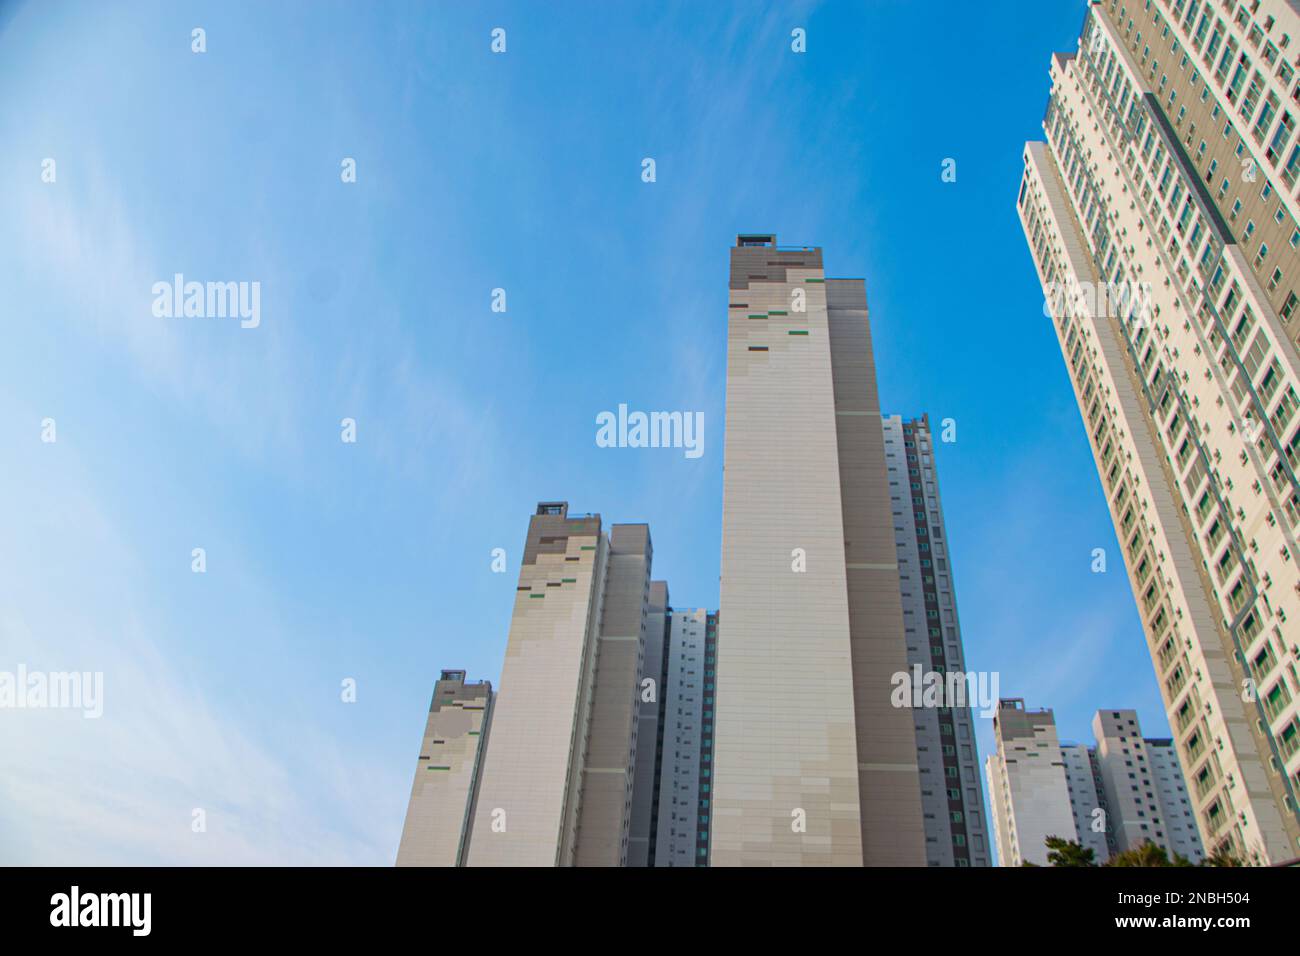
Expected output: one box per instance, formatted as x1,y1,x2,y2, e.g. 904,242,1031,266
1061,742,1114,861
1017,0,1300,862
883,414,992,866
1092,708,1204,861
987,699,1081,866
654,609,712,866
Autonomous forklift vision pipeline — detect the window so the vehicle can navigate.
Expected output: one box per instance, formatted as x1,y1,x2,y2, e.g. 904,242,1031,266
1282,292,1299,320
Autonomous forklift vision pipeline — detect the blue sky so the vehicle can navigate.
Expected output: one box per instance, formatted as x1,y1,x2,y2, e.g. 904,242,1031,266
0,0,1164,865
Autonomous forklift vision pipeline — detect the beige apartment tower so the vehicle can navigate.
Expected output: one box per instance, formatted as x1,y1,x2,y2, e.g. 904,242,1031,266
465,503,652,866
395,670,493,867
986,700,1081,868
1017,0,1300,862
713,235,925,866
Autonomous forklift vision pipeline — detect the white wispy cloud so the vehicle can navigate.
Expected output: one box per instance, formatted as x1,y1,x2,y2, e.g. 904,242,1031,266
0,435,402,865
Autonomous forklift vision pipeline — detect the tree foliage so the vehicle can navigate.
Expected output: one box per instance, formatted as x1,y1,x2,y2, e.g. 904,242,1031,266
1035,835,1245,867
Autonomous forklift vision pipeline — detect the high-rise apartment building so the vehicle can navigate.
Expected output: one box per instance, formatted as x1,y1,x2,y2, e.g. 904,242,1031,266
654,609,708,866
697,610,717,862
465,503,652,866
986,699,1082,867
653,608,718,866
1061,741,1115,861
715,234,925,866
882,414,991,866
987,700,1204,865
627,580,671,867
1017,0,1300,863
1149,738,1208,859
575,522,653,866
395,670,494,867
1092,708,1204,862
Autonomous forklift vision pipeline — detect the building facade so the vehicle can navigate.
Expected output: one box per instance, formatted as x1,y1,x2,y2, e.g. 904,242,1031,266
403,502,723,867
696,611,718,863
575,522,654,866
627,580,671,867
395,670,494,867
1091,708,1204,862
988,700,1205,865
1017,0,1300,863
1149,737,1208,860
654,609,713,866
1061,741,1115,861
465,502,652,866
986,699,1081,867
714,234,925,866
882,414,992,866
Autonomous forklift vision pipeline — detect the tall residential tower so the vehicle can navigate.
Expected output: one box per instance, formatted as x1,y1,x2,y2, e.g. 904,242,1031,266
395,670,493,866
627,580,671,866
1091,708,1204,862
1017,0,1300,863
653,608,719,866
715,235,926,865
883,414,992,866
986,699,1083,867
465,503,652,866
